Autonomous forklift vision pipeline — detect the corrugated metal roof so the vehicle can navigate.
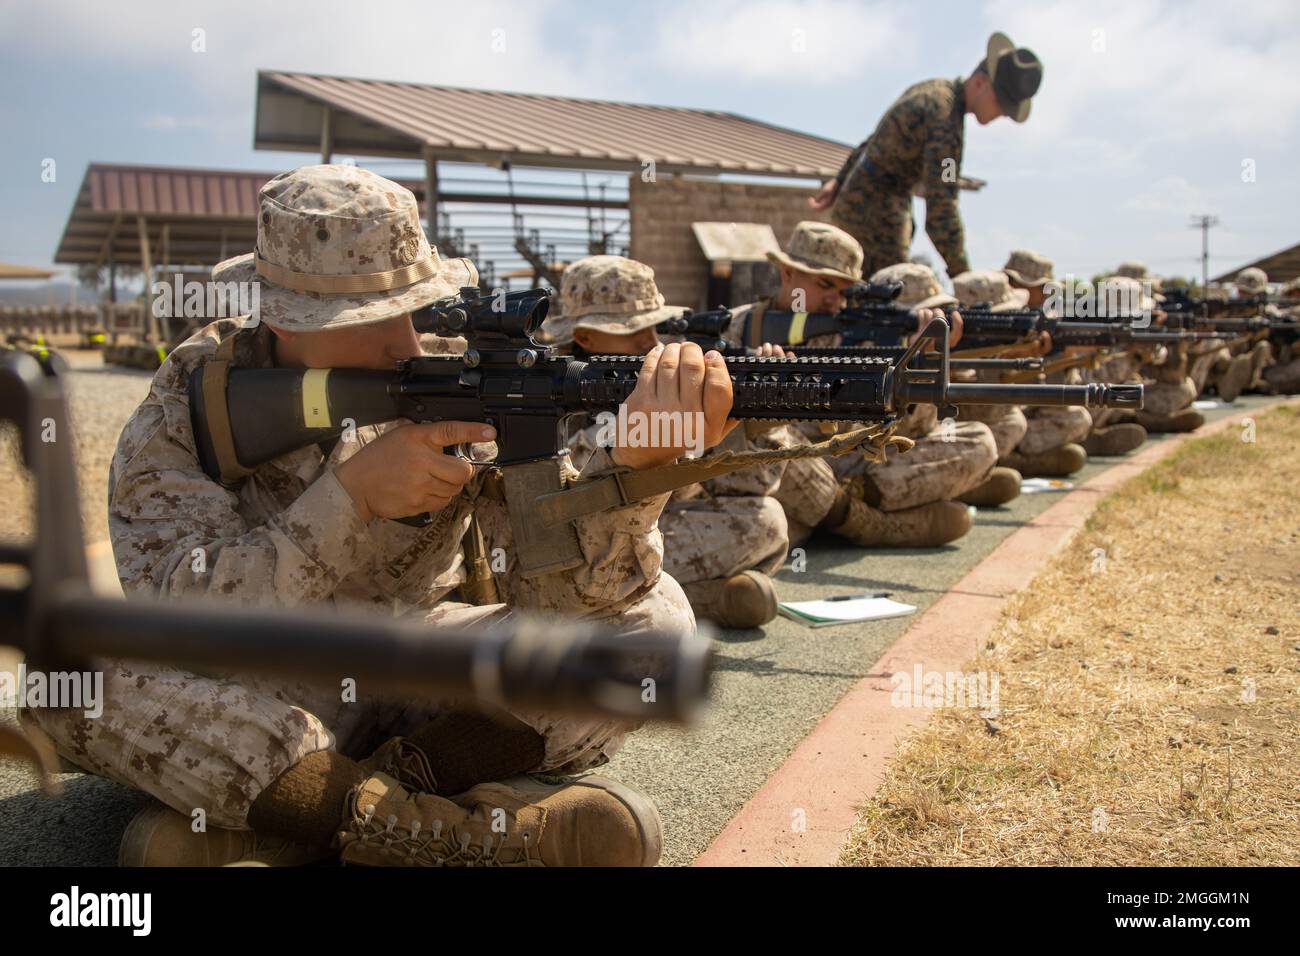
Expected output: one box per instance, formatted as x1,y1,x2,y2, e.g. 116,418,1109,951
256,71,852,179
84,163,271,219
54,164,434,267
1213,242,1300,284
53,164,274,266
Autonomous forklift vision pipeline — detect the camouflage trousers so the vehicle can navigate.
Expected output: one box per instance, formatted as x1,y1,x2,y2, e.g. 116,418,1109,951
1143,376,1197,417
22,580,689,830
835,420,996,510
772,420,995,543
1236,340,1274,391
1263,353,1300,393
661,495,788,585
830,183,913,278
1188,340,1232,394
773,455,843,545
1020,406,1092,455
960,404,1027,458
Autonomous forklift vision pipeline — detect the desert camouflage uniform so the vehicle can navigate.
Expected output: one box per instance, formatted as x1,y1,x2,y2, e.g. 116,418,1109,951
727,300,996,544
1140,344,1198,416
564,417,790,594
1081,351,1143,429
830,78,971,278
23,319,687,830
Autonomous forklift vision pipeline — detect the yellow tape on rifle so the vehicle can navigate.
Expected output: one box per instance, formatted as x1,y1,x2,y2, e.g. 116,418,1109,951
788,312,809,345
301,369,332,428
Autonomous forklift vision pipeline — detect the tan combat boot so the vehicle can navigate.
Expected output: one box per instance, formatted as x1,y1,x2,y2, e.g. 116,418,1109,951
956,466,1022,507
337,772,661,867
119,801,334,867
1083,423,1147,457
1000,442,1087,477
681,570,778,628
831,497,972,548
1136,408,1204,433
1215,354,1253,402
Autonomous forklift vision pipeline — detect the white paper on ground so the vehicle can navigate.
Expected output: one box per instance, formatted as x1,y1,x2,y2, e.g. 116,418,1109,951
1019,477,1074,493
1192,399,1225,410
778,596,918,628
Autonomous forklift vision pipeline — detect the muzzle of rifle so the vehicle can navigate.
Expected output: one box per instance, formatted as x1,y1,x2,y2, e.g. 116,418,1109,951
901,380,1144,409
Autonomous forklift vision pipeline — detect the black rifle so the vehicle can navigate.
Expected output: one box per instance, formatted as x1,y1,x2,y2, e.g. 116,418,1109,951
1158,287,1274,319
1157,289,1299,345
666,283,1211,351
188,287,1141,574
0,350,712,753
654,316,1044,371
716,344,1045,373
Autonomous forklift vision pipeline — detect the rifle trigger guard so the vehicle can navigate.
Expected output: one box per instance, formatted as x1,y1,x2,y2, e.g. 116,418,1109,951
453,442,495,469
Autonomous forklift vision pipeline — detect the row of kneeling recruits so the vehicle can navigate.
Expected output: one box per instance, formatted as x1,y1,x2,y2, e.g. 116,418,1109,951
18,164,1299,867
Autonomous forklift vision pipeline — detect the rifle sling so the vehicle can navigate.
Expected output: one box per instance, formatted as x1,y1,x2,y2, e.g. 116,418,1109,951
746,301,767,348
203,334,255,484
535,422,912,528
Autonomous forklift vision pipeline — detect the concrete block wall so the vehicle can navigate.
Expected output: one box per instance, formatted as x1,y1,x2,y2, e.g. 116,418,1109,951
628,175,829,310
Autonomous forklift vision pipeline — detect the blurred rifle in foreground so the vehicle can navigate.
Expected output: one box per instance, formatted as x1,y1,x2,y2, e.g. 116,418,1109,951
0,351,712,793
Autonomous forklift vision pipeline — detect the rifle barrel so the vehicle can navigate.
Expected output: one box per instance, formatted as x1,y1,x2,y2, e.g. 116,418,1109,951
34,591,710,723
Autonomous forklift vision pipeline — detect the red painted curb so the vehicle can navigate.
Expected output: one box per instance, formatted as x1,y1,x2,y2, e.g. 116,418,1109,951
694,398,1297,867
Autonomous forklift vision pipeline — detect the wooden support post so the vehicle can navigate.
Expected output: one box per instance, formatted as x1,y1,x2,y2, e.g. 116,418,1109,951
320,108,333,164
95,212,123,271
137,216,159,345
424,146,439,243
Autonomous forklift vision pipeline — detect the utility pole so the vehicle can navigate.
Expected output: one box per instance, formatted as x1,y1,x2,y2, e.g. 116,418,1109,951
1189,214,1219,293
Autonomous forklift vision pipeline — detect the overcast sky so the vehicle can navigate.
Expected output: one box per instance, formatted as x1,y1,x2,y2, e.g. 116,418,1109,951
2,0,1297,285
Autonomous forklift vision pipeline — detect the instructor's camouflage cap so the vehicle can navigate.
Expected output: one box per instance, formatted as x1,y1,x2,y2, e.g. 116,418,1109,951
212,164,477,332
869,262,957,310
768,221,864,284
1002,249,1054,287
1235,267,1268,295
953,270,1031,312
537,255,684,346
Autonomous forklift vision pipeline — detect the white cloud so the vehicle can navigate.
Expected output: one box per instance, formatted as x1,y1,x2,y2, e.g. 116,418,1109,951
651,0,913,82
983,0,1300,141
1124,175,1207,214
0,0,599,103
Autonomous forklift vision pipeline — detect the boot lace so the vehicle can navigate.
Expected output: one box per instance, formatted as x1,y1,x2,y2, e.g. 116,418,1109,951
350,801,538,867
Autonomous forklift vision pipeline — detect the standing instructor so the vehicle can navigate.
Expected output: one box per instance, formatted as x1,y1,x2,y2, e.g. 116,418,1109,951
810,32,1043,279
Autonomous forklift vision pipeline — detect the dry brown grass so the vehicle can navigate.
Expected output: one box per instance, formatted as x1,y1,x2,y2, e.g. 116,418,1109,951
842,405,1300,866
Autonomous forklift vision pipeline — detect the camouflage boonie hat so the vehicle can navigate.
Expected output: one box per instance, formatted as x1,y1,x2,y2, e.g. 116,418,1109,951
211,164,477,332
1113,259,1163,293
868,262,957,310
1098,276,1155,319
953,270,1031,312
1235,267,1268,295
537,255,684,346
767,221,864,284
1002,249,1054,287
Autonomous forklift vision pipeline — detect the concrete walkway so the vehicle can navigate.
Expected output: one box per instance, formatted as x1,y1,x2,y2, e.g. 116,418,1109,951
0,396,1281,865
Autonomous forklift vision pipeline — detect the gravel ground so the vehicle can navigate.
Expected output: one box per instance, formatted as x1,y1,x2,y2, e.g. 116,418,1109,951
1,350,153,545
0,376,1283,865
